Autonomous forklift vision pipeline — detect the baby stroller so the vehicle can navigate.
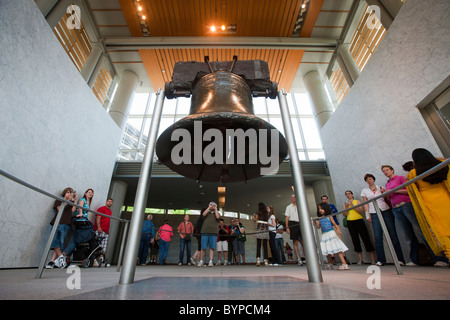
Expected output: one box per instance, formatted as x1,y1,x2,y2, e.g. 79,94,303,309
69,220,105,268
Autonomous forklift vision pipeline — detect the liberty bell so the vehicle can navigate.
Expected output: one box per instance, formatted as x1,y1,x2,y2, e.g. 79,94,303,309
155,57,288,183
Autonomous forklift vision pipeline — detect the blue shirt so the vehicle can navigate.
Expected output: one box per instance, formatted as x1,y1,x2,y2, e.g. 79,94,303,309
75,197,89,221
320,218,334,233
142,220,155,238
328,203,339,225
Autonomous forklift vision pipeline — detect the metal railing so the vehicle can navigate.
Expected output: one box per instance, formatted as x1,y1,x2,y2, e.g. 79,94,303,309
310,157,450,275
0,168,131,279
1,157,448,277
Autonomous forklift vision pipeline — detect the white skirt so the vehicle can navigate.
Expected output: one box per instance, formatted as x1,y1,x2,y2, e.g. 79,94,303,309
320,230,348,255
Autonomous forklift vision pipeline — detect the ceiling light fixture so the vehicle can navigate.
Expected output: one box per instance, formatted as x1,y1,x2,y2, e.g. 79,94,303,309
207,24,237,34
292,0,310,37
133,0,151,36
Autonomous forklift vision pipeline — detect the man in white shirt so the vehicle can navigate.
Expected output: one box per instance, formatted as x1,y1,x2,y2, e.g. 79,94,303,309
285,194,304,265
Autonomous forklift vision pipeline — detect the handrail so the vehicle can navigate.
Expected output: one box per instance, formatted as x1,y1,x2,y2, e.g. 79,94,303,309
310,157,449,275
0,168,131,278
0,168,129,223
311,158,450,221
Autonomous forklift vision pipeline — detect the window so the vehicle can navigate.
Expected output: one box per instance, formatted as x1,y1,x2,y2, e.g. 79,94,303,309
118,93,324,161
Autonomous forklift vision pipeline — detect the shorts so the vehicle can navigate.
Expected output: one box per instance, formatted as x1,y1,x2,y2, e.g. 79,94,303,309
288,221,302,241
50,224,71,249
216,240,228,252
201,234,217,250
95,231,109,253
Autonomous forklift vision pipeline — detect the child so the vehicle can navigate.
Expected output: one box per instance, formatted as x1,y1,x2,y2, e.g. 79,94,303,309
316,203,350,270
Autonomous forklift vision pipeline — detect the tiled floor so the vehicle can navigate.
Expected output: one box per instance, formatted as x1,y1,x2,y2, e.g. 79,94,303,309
1,263,449,300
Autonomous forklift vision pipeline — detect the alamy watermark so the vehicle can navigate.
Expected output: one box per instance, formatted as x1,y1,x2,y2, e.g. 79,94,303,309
366,265,381,290
66,266,81,290
366,5,382,30
170,121,281,176
66,5,81,30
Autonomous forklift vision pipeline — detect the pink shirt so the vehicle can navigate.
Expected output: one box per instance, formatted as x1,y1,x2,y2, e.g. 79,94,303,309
385,175,411,205
159,224,173,242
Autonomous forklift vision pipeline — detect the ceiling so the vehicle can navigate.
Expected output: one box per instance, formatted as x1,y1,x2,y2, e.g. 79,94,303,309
84,0,361,93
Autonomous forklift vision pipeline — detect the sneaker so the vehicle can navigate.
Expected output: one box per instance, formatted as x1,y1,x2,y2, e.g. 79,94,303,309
45,261,55,269
56,255,67,268
434,261,449,267
223,260,228,266
297,259,304,266
406,262,417,266
376,261,384,266
178,262,182,266
208,260,214,267
190,257,196,265
197,260,204,267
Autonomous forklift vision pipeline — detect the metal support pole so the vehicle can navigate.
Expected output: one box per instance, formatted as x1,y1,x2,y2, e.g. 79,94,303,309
119,89,165,284
278,89,323,283
373,200,403,275
35,202,67,279
116,220,130,272
311,220,326,270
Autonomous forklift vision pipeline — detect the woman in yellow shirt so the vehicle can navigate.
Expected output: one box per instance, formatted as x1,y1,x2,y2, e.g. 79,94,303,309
407,148,450,260
343,190,376,265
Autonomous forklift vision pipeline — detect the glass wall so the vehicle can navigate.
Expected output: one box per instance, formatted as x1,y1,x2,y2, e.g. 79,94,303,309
118,92,325,161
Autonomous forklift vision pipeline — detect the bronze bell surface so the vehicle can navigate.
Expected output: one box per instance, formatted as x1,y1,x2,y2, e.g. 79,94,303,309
155,59,288,183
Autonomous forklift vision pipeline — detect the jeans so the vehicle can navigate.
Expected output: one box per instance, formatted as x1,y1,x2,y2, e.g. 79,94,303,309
159,239,170,265
50,224,71,249
179,237,191,263
392,202,421,264
371,209,405,264
269,231,281,264
138,233,152,264
275,238,286,263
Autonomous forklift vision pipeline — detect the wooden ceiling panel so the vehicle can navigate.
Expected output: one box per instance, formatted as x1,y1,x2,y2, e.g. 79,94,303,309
140,48,303,92
118,0,303,37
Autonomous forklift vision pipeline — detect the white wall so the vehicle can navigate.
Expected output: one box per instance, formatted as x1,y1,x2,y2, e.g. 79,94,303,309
321,0,450,263
0,0,122,268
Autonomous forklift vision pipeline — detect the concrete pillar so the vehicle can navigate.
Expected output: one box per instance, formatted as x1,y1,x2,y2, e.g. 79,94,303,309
338,44,360,85
81,44,103,84
87,54,105,88
35,0,59,17
45,0,71,29
105,180,128,264
108,71,139,130
312,179,335,204
303,70,334,128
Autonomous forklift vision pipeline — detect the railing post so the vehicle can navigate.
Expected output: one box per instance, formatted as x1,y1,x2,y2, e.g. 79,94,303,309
373,200,403,275
116,220,130,272
35,202,67,279
119,89,165,285
278,89,323,283
311,219,325,270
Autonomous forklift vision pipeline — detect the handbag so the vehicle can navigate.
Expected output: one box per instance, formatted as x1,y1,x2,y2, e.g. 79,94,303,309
343,217,348,228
